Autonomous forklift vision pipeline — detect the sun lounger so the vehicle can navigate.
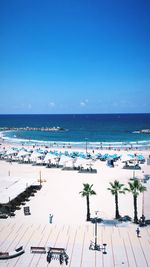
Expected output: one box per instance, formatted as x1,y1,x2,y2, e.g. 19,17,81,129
78,168,97,173
0,213,8,219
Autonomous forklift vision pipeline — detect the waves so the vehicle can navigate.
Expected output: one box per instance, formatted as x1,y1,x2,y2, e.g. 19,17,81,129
0,114,150,149
1,131,150,149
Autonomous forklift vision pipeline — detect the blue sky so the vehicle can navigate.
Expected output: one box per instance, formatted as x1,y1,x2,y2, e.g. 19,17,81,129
0,0,150,114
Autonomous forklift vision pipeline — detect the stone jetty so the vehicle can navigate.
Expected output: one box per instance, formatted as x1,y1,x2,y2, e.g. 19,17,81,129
0,126,65,132
139,129,150,134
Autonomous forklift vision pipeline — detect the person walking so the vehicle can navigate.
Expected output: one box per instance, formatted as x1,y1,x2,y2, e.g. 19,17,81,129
49,214,53,224
136,227,140,237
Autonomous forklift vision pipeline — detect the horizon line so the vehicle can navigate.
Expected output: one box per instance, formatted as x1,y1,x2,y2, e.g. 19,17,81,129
0,112,150,116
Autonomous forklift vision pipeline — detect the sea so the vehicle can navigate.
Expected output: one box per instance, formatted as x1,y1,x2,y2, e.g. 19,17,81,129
0,114,150,149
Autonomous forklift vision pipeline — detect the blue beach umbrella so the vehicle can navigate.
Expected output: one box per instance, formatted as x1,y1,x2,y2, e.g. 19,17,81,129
137,155,144,160
95,153,101,159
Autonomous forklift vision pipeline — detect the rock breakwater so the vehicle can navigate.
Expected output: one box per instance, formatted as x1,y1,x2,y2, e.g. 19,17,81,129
134,129,150,134
0,126,65,132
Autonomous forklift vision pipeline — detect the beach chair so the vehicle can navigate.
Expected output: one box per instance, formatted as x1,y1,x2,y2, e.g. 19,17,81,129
23,206,31,215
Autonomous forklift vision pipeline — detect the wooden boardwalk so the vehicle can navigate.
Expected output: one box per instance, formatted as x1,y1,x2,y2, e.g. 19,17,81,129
0,221,150,267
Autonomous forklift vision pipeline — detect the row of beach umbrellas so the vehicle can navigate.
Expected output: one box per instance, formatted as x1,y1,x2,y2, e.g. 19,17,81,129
0,147,145,165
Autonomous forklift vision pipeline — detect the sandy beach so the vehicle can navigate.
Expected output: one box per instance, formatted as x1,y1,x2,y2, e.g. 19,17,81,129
1,0,150,264
0,142,150,266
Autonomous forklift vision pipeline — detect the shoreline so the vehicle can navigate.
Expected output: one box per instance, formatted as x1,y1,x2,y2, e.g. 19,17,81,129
1,138,150,156
1,133,150,152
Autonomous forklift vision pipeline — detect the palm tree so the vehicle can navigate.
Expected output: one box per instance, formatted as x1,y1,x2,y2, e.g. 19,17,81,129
127,179,146,223
79,183,96,221
107,180,126,219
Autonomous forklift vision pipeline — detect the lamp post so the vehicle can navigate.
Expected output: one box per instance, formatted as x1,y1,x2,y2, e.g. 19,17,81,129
142,191,144,216
133,154,138,179
9,197,11,217
142,170,145,217
133,157,136,179
85,138,88,154
138,171,146,227
39,170,42,187
94,211,98,249
140,191,146,226
89,211,107,254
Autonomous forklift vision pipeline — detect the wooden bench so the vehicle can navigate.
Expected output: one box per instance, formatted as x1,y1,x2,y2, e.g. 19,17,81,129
48,247,66,254
30,246,46,254
0,252,9,257
0,246,24,260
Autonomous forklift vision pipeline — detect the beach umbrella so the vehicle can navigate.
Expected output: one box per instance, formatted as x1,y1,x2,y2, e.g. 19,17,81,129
121,154,133,162
95,153,102,159
107,153,119,160
100,153,109,160
64,151,70,156
78,152,86,158
53,150,59,156
63,157,76,168
59,155,71,165
16,150,31,158
5,148,18,156
30,151,44,161
85,159,94,169
44,153,59,163
74,157,87,168
137,154,145,161
0,148,6,155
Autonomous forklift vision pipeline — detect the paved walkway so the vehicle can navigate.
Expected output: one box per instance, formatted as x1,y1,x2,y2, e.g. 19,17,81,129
0,221,150,267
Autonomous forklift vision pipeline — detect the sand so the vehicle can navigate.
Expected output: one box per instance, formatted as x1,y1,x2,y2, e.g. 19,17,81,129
0,142,150,266
0,143,150,223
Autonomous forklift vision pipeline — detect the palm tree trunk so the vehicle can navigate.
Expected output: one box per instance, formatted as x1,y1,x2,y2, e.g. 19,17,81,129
86,195,90,221
133,196,138,223
115,193,120,219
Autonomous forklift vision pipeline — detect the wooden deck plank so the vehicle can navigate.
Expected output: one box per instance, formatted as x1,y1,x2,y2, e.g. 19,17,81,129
27,224,47,267
111,227,129,266
119,227,137,267
11,225,36,267
0,222,150,267
138,230,150,267
128,228,149,267
0,222,17,248
7,224,42,267
80,224,96,267
5,224,31,267
68,225,88,267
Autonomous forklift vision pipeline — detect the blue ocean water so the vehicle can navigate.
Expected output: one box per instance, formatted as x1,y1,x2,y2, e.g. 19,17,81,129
0,114,150,148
